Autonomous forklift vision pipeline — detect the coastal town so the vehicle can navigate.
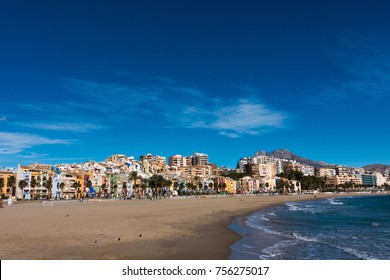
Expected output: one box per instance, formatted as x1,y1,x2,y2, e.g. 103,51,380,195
1,150,390,203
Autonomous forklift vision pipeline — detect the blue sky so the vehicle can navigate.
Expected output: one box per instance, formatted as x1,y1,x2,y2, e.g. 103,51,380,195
1,0,389,168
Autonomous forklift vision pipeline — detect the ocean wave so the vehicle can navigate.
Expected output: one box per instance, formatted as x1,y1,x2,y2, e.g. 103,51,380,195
245,217,291,239
285,202,323,214
260,239,301,260
290,232,377,260
334,245,376,260
328,198,344,205
292,232,320,242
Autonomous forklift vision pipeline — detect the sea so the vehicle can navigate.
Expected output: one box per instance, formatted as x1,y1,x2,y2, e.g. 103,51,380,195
229,194,390,260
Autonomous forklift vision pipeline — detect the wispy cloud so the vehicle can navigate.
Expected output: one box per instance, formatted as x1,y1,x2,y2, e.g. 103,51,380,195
0,132,72,154
324,32,390,101
16,122,105,132
0,115,7,121
165,97,287,138
9,78,288,139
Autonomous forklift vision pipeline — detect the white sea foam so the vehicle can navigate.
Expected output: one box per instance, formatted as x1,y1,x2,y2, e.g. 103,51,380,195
328,198,344,205
285,202,321,214
292,232,320,243
261,239,301,260
334,245,376,260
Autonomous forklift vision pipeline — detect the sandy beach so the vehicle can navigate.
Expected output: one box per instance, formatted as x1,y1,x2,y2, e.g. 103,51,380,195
0,193,379,260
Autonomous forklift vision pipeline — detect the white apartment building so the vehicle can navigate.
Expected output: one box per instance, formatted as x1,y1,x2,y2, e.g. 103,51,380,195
191,153,209,166
374,172,387,186
239,153,282,175
300,165,315,176
316,168,336,177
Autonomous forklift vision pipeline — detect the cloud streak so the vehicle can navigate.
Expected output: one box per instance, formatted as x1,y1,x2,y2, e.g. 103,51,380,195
63,78,288,137
164,97,287,138
8,78,289,139
16,122,105,132
0,132,72,154
324,32,390,101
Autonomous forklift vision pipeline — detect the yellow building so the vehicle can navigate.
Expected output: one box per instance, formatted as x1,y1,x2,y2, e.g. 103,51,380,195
0,171,16,197
17,164,54,199
326,175,362,186
215,176,237,194
225,177,237,194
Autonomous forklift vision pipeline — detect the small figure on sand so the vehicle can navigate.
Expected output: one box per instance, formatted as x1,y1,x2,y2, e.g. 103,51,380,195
7,196,13,207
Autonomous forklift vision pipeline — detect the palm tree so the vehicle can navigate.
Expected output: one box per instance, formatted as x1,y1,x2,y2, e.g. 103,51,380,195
164,179,172,197
122,182,128,199
44,177,53,199
73,181,81,198
30,176,37,200
101,183,107,198
7,175,16,197
136,175,143,198
0,178,4,196
85,180,92,198
18,180,27,199
140,178,148,198
129,171,138,198
221,183,227,193
111,184,118,198
59,182,65,198
149,175,166,198
198,182,203,194
208,182,213,193
194,176,200,192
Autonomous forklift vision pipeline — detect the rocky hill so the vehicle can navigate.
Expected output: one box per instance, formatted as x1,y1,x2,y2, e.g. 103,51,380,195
267,149,334,168
362,164,390,174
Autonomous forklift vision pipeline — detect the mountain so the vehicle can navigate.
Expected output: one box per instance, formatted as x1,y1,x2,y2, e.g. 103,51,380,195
362,164,390,174
267,149,334,168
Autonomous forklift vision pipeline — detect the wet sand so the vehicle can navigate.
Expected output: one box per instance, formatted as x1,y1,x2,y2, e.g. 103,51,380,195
0,193,378,259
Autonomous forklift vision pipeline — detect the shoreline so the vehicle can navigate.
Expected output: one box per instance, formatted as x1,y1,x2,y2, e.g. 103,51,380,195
0,192,386,260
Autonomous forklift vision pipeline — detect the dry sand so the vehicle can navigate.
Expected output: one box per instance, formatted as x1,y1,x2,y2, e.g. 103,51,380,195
0,193,377,260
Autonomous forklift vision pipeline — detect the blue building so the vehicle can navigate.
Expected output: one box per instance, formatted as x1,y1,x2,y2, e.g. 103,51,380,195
361,174,377,186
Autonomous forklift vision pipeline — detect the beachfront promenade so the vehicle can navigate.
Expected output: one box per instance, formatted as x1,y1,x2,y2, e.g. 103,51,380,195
0,192,381,260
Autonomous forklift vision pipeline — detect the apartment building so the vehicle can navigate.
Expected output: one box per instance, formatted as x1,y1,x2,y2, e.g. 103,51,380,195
168,155,191,167
0,171,16,197
176,165,212,178
140,154,167,174
300,165,315,176
191,153,209,166
316,168,336,177
335,166,352,176
361,174,377,186
238,153,283,175
215,176,237,194
326,175,362,186
245,163,276,179
17,164,54,199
